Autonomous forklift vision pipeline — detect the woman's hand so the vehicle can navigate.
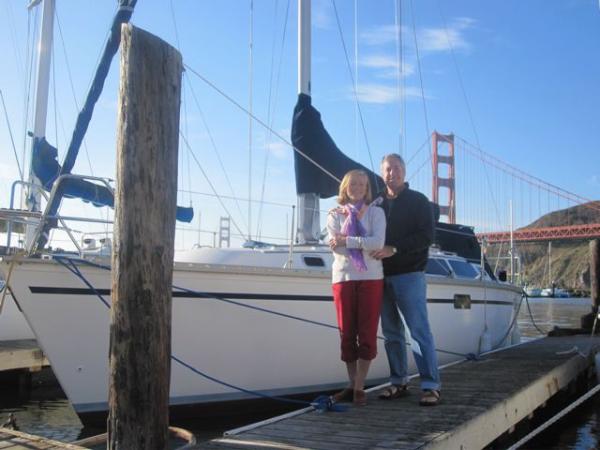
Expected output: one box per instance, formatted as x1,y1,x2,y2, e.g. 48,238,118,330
329,234,347,249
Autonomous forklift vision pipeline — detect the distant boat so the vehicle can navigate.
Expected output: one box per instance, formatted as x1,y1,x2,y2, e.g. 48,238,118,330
525,287,542,297
540,287,570,298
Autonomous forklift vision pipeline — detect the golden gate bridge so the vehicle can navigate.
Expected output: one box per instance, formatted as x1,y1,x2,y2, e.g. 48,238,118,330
405,131,600,244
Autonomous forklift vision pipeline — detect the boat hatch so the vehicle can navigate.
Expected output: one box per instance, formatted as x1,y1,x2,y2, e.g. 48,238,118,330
303,256,325,267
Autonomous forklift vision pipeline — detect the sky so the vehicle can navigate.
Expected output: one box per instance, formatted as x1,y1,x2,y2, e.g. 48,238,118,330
1,0,599,250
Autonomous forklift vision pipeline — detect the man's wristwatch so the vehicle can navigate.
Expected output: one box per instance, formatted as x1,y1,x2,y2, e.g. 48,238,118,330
391,246,397,255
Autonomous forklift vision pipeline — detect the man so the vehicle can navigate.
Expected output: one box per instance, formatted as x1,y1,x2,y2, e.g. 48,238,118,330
371,153,441,406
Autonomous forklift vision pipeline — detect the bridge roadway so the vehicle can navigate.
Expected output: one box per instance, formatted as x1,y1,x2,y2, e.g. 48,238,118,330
477,222,600,243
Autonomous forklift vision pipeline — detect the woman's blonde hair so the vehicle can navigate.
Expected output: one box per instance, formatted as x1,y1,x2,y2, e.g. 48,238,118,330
337,170,372,205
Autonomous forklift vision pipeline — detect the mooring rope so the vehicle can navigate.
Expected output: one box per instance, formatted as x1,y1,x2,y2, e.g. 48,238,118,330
52,255,347,412
0,252,24,314
523,293,549,335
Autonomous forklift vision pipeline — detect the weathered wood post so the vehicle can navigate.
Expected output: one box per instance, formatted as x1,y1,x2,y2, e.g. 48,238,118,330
581,239,600,330
108,24,182,450
591,239,599,311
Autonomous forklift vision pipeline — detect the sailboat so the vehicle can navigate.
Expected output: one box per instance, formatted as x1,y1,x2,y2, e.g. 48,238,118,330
0,0,522,424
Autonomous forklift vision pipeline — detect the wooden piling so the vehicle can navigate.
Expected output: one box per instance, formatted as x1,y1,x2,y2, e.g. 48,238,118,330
108,24,182,450
582,239,600,330
592,239,599,309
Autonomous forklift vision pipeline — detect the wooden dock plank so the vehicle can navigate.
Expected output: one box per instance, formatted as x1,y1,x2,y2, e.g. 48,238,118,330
0,428,86,449
0,339,48,372
204,335,600,450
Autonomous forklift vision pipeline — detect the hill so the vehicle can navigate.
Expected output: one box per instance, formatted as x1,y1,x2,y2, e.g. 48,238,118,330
488,201,600,291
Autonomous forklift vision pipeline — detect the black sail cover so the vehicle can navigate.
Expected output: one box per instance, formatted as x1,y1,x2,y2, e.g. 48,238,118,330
290,94,491,272
291,93,383,197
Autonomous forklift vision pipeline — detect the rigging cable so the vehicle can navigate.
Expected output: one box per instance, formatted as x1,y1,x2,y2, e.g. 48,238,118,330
184,64,342,185
408,0,432,160
248,0,254,241
0,90,24,181
256,0,289,239
185,76,248,231
55,9,94,176
6,2,26,86
51,41,59,160
179,132,247,239
168,0,193,212
394,0,406,156
330,0,378,188
22,7,39,203
435,0,506,230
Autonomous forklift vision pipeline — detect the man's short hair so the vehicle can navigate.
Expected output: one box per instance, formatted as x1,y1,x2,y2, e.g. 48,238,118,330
381,153,406,171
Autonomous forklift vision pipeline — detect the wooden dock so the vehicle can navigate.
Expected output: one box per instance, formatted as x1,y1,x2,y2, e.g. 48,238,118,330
0,339,48,373
202,335,600,450
0,427,86,449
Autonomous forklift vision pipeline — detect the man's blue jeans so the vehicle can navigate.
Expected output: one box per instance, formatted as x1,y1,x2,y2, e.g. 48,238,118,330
381,271,441,391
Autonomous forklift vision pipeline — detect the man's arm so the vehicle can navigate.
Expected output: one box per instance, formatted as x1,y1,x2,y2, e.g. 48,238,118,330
395,195,434,254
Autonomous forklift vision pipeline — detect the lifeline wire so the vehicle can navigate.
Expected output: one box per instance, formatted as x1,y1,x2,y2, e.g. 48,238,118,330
184,64,341,186
51,255,345,411
53,255,478,360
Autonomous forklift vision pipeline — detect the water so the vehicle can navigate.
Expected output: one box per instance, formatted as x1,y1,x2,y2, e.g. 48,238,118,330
0,297,597,448
516,297,600,450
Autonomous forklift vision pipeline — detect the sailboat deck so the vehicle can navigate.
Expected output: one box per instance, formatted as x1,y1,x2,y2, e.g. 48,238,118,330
201,335,600,450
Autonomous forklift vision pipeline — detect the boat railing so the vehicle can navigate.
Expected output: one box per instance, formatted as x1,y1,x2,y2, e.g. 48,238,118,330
27,174,115,255
2,176,115,256
4,180,48,252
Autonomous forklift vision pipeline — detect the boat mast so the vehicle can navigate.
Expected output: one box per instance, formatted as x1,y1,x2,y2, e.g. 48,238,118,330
25,0,55,248
296,0,320,244
509,199,514,283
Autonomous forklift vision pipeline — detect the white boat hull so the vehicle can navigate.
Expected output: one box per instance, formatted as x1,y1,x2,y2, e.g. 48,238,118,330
0,281,36,341
1,254,520,419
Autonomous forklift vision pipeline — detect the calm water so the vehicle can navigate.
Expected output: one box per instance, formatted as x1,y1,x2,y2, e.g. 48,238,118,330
516,297,600,450
0,297,598,448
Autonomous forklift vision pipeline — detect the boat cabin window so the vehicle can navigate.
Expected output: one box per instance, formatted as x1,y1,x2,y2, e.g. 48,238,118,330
303,256,325,267
448,260,479,279
426,258,450,276
471,263,491,280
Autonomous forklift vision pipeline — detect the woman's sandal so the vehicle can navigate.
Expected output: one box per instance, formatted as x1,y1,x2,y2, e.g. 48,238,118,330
377,384,409,400
331,387,354,403
419,389,441,406
353,389,367,406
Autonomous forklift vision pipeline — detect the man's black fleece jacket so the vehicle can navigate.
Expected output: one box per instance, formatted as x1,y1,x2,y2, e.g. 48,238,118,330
374,183,434,276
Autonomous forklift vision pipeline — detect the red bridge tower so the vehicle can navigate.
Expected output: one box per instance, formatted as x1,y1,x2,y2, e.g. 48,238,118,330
432,131,456,224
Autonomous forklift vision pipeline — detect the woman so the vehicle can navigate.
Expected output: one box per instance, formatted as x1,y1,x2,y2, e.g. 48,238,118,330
327,169,386,406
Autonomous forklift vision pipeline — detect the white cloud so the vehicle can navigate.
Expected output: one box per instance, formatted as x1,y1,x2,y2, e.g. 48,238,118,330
418,26,469,53
266,140,290,159
359,54,415,79
360,25,400,46
360,18,474,54
256,128,292,160
353,83,425,104
360,54,399,70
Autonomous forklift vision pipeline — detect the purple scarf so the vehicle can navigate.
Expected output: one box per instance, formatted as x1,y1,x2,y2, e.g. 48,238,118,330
340,202,367,272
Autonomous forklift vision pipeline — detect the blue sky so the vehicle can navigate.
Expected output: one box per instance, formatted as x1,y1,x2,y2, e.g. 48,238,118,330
1,0,599,248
